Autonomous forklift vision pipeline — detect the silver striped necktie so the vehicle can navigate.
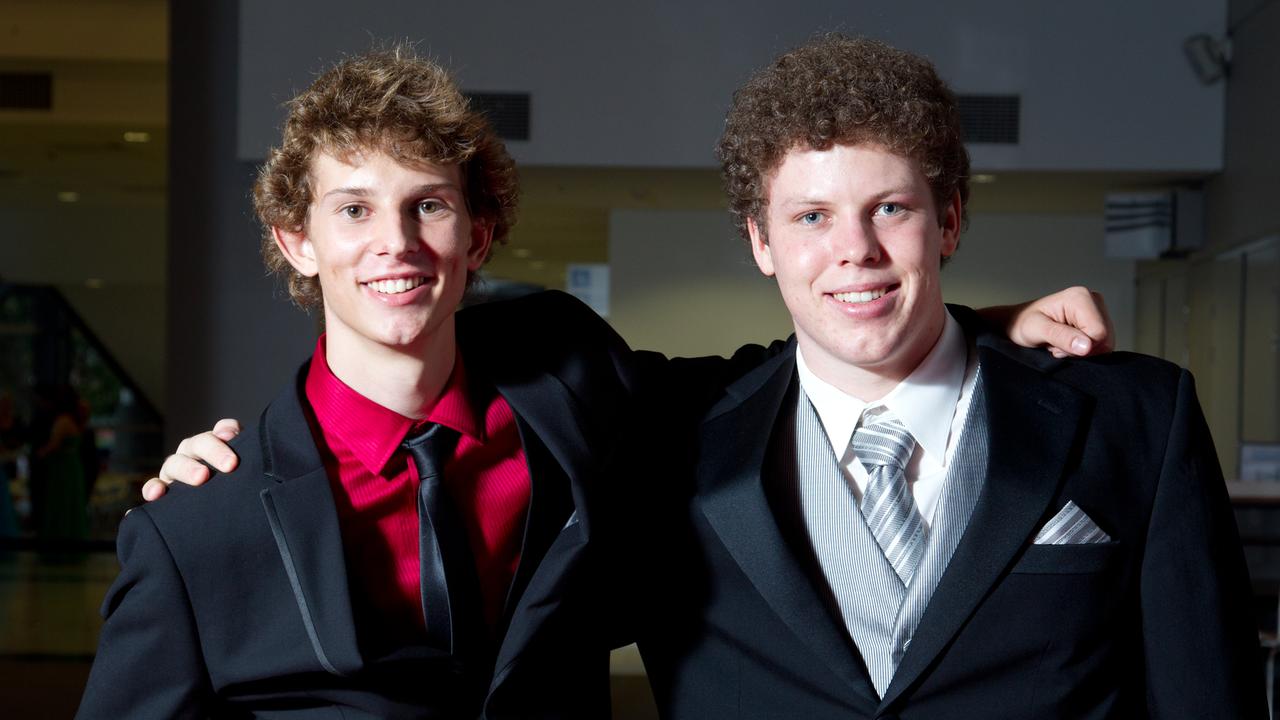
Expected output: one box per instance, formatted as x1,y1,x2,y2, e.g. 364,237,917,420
852,411,924,587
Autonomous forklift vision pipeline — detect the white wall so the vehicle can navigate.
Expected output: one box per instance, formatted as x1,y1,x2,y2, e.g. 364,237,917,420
608,210,792,358
608,209,1134,359
238,0,1225,172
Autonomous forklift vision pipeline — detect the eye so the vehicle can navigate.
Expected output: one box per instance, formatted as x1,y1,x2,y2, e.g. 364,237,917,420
876,202,904,216
417,199,445,216
342,205,367,219
799,211,824,226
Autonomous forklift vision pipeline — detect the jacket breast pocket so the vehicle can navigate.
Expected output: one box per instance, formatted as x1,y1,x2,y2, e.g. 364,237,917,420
1008,541,1121,575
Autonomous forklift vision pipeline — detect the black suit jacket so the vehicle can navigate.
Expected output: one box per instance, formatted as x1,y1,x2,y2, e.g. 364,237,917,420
78,291,640,719
636,306,1265,719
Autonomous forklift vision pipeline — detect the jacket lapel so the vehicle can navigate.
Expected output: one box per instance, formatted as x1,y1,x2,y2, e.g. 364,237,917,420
879,329,1089,710
695,344,877,704
484,365,596,679
257,368,363,677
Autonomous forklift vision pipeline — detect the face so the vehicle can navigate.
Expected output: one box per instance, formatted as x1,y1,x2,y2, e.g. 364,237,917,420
749,143,960,399
275,150,492,363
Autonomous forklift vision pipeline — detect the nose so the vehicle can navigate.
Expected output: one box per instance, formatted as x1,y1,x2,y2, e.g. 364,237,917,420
373,211,420,257
835,217,883,265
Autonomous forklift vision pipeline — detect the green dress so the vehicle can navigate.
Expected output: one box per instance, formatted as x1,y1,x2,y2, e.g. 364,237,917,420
39,432,89,540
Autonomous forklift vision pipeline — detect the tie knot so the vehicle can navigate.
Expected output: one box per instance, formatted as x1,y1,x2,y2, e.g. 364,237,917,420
402,423,459,480
851,412,916,473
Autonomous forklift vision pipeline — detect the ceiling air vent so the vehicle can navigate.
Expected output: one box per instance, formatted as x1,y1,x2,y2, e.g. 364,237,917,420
958,94,1019,144
0,73,53,110
465,92,530,141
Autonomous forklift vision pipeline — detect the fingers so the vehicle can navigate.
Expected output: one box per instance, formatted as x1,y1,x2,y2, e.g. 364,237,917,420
141,478,170,502
174,425,239,476
1053,287,1112,356
1087,291,1115,354
158,451,215,485
1026,312,1094,357
1019,286,1115,357
140,422,244,503
211,418,242,442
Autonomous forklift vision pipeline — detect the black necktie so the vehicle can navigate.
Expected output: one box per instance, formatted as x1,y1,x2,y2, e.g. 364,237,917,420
401,423,475,654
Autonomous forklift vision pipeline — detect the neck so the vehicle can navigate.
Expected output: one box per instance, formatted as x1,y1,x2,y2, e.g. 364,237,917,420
323,319,456,420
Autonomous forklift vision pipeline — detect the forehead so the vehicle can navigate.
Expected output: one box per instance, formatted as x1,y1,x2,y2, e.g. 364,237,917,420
766,143,926,198
308,148,463,195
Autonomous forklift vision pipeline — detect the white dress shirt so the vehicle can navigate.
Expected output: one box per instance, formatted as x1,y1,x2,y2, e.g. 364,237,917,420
795,312,978,527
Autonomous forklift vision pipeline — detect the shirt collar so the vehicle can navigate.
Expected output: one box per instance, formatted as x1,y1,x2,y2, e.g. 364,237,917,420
304,334,483,476
796,311,967,464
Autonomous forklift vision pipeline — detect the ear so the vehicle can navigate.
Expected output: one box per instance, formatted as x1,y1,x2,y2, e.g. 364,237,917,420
747,216,775,277
939,191,962,259
466,218,495,271
273,226,318,277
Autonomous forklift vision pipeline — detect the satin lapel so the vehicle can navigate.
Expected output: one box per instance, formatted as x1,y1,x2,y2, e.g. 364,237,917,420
490,370,597,532
879,345,1088,709
491,414,579,669
257,370,362,677
695,347,875,702
487,369,594,676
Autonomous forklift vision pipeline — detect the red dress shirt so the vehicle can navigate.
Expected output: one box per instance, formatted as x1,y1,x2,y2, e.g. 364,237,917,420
303,336,530,645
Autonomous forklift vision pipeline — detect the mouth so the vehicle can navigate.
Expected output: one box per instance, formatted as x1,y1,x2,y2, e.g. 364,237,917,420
831,284,898,304
363,276,428,295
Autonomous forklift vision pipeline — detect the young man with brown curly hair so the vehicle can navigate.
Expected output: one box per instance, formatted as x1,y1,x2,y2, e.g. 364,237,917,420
94,42,1120,718
630,35,1264,719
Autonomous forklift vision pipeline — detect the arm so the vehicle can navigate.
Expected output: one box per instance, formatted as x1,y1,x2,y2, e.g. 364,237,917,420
143,285,1115,499
77,509,212,718
1140,371,1266,718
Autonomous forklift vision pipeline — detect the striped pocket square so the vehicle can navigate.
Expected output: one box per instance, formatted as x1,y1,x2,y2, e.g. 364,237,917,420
1033,501,1111,545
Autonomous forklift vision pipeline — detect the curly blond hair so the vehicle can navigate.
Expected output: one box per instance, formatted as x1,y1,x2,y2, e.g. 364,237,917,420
717,34,969,243
253,44,519,308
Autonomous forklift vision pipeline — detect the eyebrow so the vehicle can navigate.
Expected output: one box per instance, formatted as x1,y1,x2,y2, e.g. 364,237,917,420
320,183,461,202
778,187,918,207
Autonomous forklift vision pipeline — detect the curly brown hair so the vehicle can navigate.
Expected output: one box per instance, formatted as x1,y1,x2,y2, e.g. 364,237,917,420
717,34,969,243
253,44,519,309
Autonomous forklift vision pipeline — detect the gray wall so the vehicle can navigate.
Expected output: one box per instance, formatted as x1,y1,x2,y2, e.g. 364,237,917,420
167,1,316,446
1206,0,1280,251
237,0,1225,172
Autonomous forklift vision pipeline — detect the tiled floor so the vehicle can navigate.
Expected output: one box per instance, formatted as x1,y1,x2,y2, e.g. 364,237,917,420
0,550,114,717
0,551,113,657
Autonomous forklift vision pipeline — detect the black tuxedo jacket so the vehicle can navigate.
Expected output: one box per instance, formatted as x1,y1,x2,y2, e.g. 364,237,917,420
634,306,1265,720
78,292,641,719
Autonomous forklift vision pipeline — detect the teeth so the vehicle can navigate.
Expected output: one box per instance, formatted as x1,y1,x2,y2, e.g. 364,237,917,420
366,277,426,294
833,288,887,304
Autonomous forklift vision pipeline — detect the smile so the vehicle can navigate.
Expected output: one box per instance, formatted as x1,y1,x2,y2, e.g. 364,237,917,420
364,277,427,295
832,287,892,304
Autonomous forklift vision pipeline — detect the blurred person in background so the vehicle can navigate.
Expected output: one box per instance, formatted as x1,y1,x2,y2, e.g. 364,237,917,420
0,391,19,536
34,384,89,541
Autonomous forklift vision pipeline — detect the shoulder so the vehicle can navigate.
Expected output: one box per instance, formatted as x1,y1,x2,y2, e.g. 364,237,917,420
459,290,610,337
459,290,631,375
981,336,1188,423
136,421,271,535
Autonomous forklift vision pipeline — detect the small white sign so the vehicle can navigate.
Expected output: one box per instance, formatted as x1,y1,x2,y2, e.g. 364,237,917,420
566,264,610,318
1240,443,1280,482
